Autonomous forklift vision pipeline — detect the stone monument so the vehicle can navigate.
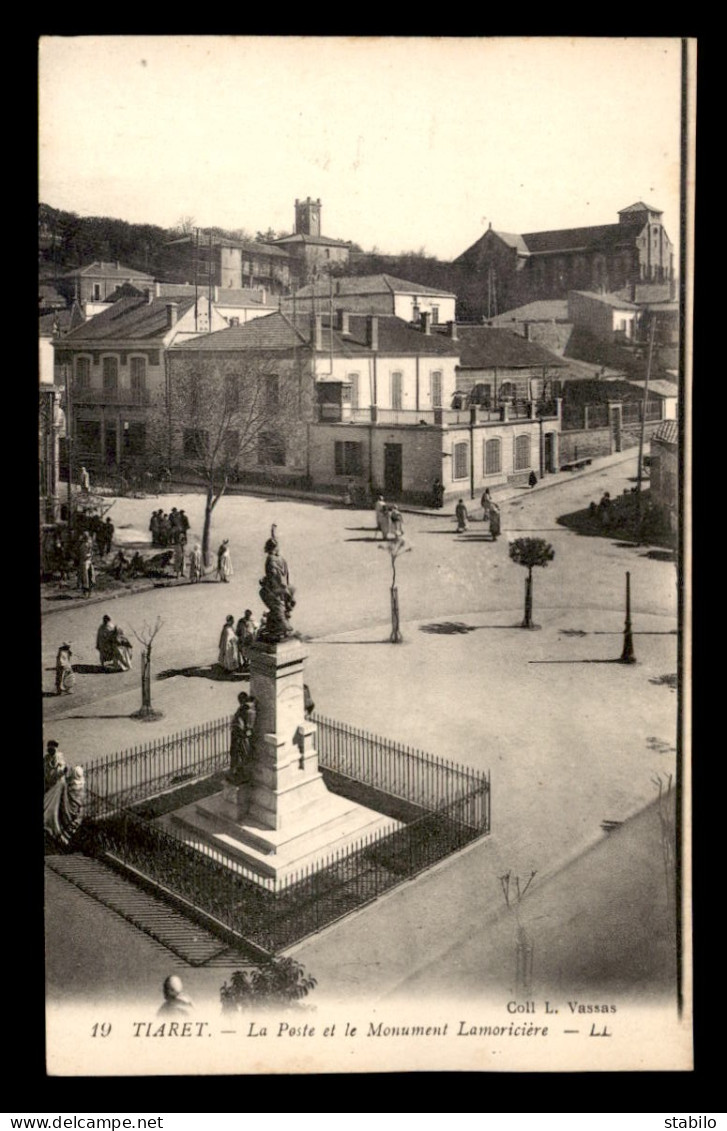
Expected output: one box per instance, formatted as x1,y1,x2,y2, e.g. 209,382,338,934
166,539,400,886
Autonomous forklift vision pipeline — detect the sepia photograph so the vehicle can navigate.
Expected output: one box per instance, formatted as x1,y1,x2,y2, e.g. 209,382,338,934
38,35,693,1076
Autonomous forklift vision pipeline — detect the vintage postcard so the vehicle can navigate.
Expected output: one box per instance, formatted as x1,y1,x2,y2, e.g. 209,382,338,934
39,35,694,1076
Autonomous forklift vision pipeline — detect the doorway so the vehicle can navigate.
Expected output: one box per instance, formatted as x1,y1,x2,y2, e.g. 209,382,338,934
384,443,403,496
544,432,557,474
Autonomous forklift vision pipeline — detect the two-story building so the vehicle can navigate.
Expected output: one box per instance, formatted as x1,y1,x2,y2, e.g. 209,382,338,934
167,309,561,501
568,291,639,344
283,274,456,324
52,293,229,475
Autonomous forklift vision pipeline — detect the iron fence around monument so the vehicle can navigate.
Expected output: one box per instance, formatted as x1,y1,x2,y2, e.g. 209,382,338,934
83,781,489,954
79,713,491,953
83,716,231,817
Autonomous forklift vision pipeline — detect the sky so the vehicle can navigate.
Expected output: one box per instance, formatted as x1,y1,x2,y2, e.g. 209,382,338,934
39,37,686,262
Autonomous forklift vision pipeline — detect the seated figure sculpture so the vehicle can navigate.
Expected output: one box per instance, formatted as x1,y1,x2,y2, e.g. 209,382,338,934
258,539,296,642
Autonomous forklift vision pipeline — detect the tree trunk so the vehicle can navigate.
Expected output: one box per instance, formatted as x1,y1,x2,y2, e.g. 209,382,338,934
202,489,215,567
141,645,152,710
522,568,534,629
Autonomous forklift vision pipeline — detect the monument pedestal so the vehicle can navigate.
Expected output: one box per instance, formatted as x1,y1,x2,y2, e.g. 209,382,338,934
164,639,400,887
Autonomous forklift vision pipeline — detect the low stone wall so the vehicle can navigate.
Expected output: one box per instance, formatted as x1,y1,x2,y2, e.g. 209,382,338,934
560,419,664,463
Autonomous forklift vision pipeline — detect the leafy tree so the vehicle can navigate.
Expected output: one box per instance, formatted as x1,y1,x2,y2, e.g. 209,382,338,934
220,958,317,1010
508,537,555,629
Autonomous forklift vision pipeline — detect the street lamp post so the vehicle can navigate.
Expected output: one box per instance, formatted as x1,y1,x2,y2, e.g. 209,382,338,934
620,570,636,664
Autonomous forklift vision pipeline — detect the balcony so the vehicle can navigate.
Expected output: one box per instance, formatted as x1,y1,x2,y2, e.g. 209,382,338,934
71,385,150,407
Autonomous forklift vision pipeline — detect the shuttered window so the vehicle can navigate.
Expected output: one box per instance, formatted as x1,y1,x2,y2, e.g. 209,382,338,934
514,434,531,470
485,438,502,475
453,441,468,480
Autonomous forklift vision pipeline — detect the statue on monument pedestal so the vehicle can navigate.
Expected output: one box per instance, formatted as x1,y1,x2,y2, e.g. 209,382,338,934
229,691,257,785
259,538,296,642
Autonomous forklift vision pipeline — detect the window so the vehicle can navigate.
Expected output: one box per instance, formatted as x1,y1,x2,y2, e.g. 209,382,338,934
102,356,118,393
189,373,201,415
453,441,468,480
348,373,360,409
431,305,439,324
485,438,502,475
75,357,90,389
499,381,515,401
123,421,146,456
514,434,531,471
266,374,280,408
334,441,363,476
430,371,443,407
225,373,240,412
130,357,146,395
391,371,403,410
183,428,209,458
93,284,101,301
258,432,285,466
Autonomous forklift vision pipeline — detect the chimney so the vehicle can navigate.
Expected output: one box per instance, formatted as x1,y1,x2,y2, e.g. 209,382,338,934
337,309,350,335
146,287,154,304
523,321,531,341
311,312,324,351
366,315,379,351
166,302,179,328
259,287,267,305
447,320,458,340
154,281,161,298
116,260,120,270
420,311,432,335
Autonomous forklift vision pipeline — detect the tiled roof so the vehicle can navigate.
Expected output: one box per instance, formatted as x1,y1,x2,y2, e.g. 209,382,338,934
291,274,455,299
267,233,351,248
452,327,567,369
170,312,460,357
618,201,662,214
628,379,679,398
522,222,642,255
155,283,275,306
165,235,291,258
60,295,196,343
570,291,638,310
39,309,74,336
488,300,570,325
652,420,678,445
61,261,155,280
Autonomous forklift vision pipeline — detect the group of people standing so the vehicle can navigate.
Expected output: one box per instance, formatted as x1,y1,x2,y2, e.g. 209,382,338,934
218,609,259,675
455,489,501,539
149,508,190,548
96,614,134,672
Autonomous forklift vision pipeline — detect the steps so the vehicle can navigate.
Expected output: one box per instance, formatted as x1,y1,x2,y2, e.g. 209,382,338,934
45,853,241,966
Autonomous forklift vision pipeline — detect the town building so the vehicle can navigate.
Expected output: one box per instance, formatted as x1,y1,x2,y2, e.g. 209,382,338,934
262,197,352,285
52,293,229,476
448,325,568,413
283,274,456,324
154,282,278,325
57,261,155,305
454,202,675,315
568,291,639,344
167,310,561,500
166,235,293,294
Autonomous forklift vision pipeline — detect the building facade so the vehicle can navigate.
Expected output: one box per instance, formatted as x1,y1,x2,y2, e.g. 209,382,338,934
57,261,155,305
454,202,675,315
283,274,456,324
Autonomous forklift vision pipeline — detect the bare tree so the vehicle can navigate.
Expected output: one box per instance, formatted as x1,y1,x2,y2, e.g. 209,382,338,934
131,617,164,721
161,350,303,565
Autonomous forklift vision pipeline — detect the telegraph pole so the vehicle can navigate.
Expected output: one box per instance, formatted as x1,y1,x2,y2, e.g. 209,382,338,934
64,362,73,526
636,316,657,520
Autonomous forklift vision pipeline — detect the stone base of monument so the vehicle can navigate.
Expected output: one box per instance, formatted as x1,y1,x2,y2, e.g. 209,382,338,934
159,637,402,888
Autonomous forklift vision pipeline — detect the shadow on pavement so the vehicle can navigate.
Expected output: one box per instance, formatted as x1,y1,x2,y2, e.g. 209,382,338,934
156,664,247,682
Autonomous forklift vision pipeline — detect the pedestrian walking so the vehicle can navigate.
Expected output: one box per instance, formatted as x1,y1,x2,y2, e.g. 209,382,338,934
217,539,233,583
489,500,501,541
96,615,116,668
455,498,469,533
481,488,492,520
528,470,538,488
80,466,90,493
218,615,240,673
189,543,202,583
432,478,444,508
173,539,186,579
55,643,75,695
375,495,391,540
102,517,115,556
109,625,133,671
44,741,68,792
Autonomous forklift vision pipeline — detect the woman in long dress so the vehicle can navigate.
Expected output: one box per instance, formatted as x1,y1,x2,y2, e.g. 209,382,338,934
218,615,240,673
489,501,501,541
55,643,75,695
96,615,116,668
110,626,133,671
44,765,85,847
217,540,233,583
